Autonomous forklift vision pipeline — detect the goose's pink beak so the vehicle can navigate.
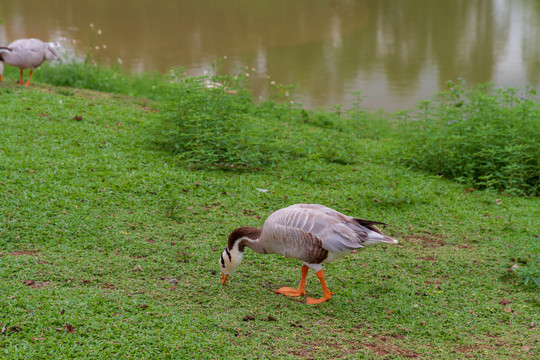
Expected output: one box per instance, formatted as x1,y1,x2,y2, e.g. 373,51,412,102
221,273,229,285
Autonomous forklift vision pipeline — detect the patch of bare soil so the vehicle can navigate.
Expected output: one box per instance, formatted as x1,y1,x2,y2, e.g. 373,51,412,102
455,344,492,354
23,280,51,289
363,336,420,358
289,334,420,359
289,339,359,359
405,233,447,248
101,282,116,290
11,250,39,256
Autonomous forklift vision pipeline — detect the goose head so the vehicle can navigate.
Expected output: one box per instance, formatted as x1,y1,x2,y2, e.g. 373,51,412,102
45,42,61,61
219,226,261,285
219,242,244,285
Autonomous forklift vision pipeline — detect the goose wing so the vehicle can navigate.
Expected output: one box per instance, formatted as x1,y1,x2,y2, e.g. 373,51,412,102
264,204,396,255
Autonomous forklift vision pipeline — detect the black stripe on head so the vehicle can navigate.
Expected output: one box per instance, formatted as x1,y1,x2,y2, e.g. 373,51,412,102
225,248,232,262
220,254,225,268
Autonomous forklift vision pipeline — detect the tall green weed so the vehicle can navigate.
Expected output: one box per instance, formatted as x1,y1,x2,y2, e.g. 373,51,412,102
511,242,540,287
394,81,540,195
153,70,285,169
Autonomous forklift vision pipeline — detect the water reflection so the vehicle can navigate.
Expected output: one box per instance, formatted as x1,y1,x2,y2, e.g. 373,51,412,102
0,0,538,110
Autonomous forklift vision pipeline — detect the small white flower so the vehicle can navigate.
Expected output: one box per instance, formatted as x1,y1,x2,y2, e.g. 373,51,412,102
97,29,102,35
270,81,276,85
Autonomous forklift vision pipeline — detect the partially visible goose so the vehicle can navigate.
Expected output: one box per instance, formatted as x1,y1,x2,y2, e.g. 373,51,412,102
0,38,60,85
219,204,398,304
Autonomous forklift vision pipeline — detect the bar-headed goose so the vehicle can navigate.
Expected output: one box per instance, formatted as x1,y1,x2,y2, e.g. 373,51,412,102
219,204,398,304
0,38,59,85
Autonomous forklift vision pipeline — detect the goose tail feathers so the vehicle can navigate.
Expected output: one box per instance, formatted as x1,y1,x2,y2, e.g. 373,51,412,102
353,218,398,245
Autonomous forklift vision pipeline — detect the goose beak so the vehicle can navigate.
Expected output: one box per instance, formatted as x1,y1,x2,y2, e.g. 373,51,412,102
221,273,229,285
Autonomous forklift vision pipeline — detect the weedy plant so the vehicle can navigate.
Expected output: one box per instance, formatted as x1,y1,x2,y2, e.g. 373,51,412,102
84,23,104,65
512,242,540,287
280,84,302,120
394,81,540,195
152,69,286,169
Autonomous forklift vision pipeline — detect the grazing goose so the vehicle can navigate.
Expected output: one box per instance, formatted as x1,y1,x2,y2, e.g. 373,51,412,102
219,204,398,304
0,38,59,85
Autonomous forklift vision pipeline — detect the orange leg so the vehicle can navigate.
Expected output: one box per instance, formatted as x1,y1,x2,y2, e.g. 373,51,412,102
18,69,24,85
24,69,34,86
306,269,334,304
274,265,309,297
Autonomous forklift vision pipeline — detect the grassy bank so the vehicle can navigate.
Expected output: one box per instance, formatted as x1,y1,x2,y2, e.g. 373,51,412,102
0,68,538,359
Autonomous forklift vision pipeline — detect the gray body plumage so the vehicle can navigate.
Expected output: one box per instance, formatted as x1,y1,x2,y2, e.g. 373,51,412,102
2,38,59,69
251,204,397,270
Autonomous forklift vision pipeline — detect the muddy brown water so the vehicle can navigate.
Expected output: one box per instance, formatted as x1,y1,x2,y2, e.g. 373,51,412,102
1,0,539,111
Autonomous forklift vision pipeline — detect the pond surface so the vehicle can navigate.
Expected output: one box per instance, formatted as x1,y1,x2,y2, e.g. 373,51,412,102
1,0,539,111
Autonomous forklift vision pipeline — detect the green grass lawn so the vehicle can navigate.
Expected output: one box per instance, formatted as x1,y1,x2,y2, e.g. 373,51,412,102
0,81,538,359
